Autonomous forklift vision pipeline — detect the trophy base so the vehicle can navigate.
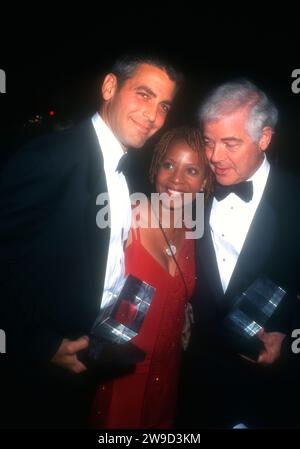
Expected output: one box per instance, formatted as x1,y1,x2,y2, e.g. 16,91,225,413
78,338,145,380
220,328,264,361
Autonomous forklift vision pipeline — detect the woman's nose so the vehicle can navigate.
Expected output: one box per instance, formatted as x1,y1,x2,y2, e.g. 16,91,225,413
170,168,184,184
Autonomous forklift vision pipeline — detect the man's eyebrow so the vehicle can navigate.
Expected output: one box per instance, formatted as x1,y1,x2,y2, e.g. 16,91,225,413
135,85,156,97
221,137,243,142
203,136,243,143
135,85,172,106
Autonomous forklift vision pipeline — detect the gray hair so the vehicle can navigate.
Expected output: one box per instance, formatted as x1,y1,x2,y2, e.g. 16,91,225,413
198,79,278,143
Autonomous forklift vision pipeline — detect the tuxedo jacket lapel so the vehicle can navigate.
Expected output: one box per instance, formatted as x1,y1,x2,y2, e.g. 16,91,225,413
197,172,278,316
224,177,277,311
197,197,224,303
80,120,111,305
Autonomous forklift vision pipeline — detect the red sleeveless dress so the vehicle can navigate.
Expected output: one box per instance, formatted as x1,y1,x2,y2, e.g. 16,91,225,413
90,228,195,428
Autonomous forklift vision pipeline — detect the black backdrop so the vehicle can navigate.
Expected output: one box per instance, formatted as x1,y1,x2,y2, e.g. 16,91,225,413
1,8,300,176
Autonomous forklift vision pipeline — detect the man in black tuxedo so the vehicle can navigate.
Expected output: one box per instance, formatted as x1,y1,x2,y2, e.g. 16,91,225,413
178,79,300,428
0,54,182,427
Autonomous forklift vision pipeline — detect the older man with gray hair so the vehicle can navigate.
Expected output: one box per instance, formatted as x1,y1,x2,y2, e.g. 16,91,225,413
178,79,300,428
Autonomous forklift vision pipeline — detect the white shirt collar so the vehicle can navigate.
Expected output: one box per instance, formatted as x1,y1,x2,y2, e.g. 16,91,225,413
91,112,126,171
210,154,271,293
247,154,270,202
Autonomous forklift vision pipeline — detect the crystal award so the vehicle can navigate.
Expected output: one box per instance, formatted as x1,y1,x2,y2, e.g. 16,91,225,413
221,276,286,360
79,274,155,376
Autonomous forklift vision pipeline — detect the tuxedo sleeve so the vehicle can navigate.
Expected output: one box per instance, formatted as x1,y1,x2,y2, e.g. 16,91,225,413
0,136,69,364
266,177,300,336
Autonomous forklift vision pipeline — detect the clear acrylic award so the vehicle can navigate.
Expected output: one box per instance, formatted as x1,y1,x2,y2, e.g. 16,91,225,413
221,276,286,360
79,274,155,376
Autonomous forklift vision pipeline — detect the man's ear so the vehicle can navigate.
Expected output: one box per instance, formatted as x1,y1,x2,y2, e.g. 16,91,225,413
259,126,273,152
101,73,118,100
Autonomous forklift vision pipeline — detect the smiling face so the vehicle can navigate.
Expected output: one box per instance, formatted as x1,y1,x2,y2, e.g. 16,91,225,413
155,139,206,209
100,63,177,149
203,106,272,185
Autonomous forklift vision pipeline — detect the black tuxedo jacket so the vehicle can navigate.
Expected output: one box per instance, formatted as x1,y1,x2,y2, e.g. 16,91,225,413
193,166,300,341
179,166,300,428
0,119,111,426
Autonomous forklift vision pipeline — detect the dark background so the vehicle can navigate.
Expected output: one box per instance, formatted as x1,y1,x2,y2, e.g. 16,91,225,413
1,8,300,175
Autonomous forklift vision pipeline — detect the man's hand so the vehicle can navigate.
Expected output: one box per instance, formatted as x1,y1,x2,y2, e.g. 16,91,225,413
256,329,286,365
51,336,89,373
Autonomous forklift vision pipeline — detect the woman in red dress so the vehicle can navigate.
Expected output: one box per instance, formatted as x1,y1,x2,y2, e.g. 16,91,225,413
90,126,213,428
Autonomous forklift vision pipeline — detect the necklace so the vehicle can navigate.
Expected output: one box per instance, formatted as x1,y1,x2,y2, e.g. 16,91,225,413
157,220,177,257
157,217,189,302
165,241,177,257
151,205,179,257
150,204,189,302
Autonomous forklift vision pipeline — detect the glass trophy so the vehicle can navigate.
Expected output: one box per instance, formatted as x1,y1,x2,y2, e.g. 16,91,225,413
221,276,286,360
79,274,155,377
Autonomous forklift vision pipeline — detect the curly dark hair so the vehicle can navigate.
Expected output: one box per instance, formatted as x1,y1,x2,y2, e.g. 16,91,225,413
149,126,214,197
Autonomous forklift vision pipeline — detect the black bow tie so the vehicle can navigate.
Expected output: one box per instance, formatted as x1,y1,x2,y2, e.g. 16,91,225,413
214,180,253,202
116,153,129,174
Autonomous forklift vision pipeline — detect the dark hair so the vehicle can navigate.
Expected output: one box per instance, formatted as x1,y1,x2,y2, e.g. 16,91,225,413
111,54,184,91
149,126,214,197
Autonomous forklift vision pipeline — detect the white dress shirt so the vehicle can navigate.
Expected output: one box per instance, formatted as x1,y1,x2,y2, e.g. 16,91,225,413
92,113,132,310
210,156,270,292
